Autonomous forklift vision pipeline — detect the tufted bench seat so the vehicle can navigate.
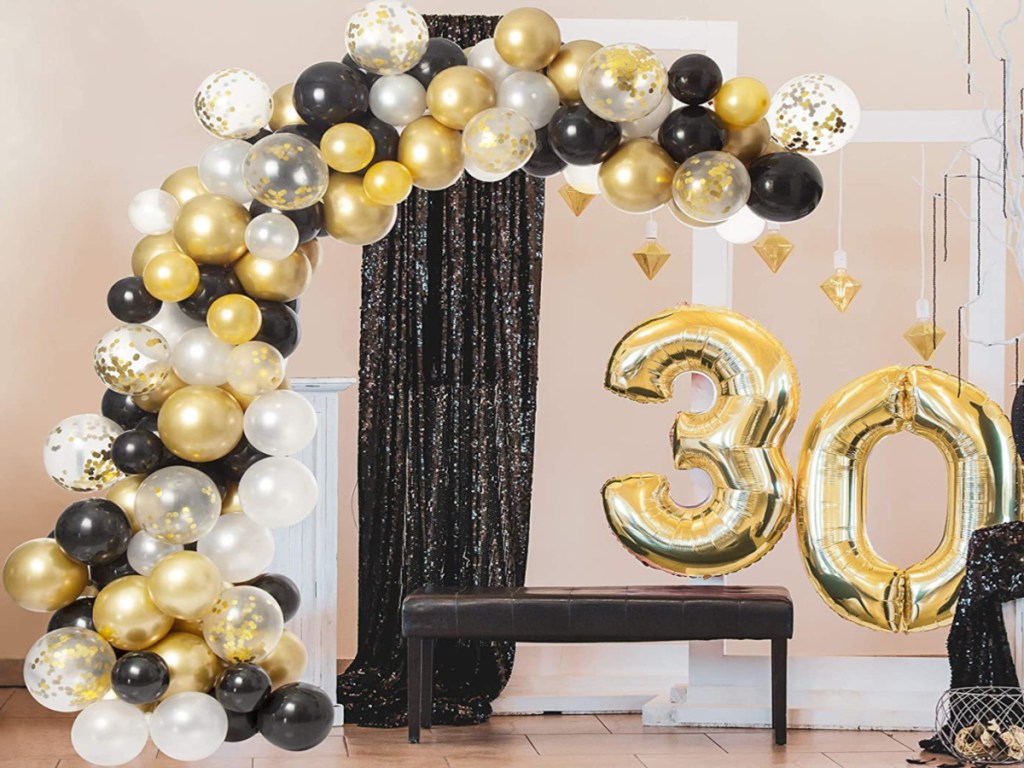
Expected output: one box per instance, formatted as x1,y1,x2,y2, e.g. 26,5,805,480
402,585,794,744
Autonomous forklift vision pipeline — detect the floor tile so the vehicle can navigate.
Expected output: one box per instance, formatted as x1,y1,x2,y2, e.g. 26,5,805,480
155,735,346,761
529,733,724,756
0,688,15,711
63,760,249,768
0,718,91,759
710,730,907,754
0,761,58,768
448,757,643,768
825,752,946,768
344,715,607,741
639,755,838,768
598,713,765,734
885,731,934,751
345,734,537,759
255,759,446,768
0,689,74,719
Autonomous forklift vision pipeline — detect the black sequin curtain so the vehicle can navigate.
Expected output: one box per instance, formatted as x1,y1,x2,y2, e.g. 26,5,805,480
337,15,545,728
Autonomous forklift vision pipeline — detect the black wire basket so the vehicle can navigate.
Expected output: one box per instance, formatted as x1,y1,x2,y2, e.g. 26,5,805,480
936,687,1024,765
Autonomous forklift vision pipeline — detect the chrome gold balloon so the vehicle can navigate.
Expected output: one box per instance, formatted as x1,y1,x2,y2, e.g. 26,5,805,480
603,305,800,577
723,118,771,164
597,139,676,214
714,77,771,128
258,629,307,688
322,173,398,246
397,116,465,191
142,252,200,303
172,193,250,265
546,40,602,103
157,385,244,463
3,538,88,612
363,161,413,206
494,7,561,71
106,474,146,531
148,631,224,698
161,167,208,206
321,123,376,173
233,249,312,302
132,233,184,277
133,370,187,414
207,294,262,345
93,575,174,651
797,365,1019,632
298,239,321,273
147,551,222,621
270,83,303,131
425,66,496,131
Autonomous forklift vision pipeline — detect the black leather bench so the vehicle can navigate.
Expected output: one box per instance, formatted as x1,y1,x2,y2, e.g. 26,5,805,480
402,585,794,745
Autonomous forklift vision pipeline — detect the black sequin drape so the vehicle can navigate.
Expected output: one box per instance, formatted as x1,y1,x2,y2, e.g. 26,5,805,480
336,14,545,728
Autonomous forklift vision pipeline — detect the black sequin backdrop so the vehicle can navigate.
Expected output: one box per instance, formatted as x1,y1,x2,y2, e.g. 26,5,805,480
337,15,545,728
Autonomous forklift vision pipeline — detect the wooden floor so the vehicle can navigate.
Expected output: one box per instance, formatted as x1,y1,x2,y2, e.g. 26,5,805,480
0,687,944,767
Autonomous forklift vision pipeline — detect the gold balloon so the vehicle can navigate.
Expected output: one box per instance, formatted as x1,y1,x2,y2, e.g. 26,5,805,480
148,551,222,621
321,123,376,173
234,249,312,302
93,575,173,651
158,385,244,463
172,193,250,265
259,629,308,688
398,116,465,191
425,66,496,131
668,200,717,228
494,7,562,71
597,139,677,214
546,40,602,103
106,474,145,531
298,240,321,273
363,161,413,206
148,631,223,697
132,233,184,277
270,82,303,131
172,617,205,636
714,77,771,128
322,173,398,246
723,118,771,164
143,251,200,303
161,167,208,206
2,538,88,612
797,366,1018,632
220,381,257,410
134,369,187,413
221,483,243,514
603,305,799,577
207,294,262,345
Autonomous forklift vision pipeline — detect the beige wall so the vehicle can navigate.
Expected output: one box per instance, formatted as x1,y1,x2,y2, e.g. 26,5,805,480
1,0,1020,664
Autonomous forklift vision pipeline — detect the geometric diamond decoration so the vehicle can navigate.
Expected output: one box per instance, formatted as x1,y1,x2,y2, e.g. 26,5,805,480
820,268,862,312
558,184,596,217
903,319,947,361
632,240,671,280
752,231,794,273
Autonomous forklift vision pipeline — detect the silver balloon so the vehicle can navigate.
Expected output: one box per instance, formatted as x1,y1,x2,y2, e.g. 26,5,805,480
243,134,329,211
128,189,179,235
170,327,231,386
244,212,299,261
135,466,222,544
243,390,318,456
196,513,275,582
43,414,123,492
563,163,602,194
198,140,253,204
149,692,228,762
497,71,560,129
620,91,674,138
369,74,427,126
24,628,115,712
144,302,204,347
126,531,183,576
93,324,171,395
462,107,536,175
345,1,429,76
71,699,150,766
579,43,668,123
467,38,516,86
239,456,318,529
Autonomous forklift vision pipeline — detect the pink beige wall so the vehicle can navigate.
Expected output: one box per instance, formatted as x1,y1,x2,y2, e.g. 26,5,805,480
1,0,1021,665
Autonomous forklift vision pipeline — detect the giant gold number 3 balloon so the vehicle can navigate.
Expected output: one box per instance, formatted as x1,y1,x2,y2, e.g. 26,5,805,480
603,305,800,576
797,365,1019,632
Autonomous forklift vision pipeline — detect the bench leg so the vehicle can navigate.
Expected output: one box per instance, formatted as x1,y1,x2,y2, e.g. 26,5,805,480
771,637,787,746
422,637,434,729
408,637,424,743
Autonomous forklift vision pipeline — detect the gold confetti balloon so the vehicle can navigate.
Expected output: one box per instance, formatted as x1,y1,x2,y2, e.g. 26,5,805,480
345,1,429,76
598,138,676,214
3,538,88,612
194,68,272,140
22,628,115,712
207,294,262,345
768,73,860,155
93,575,174,651
93,324,170,396
362,160,413,206
579,44,668,123
233,249,312,303
671,150,751,223
462,108,537,175
546,40,602,103
397,116,465,191
160,167,208,206
148,551,222,622
203,585,284,663
134,466,223,545
172,194,251,266
258,629,307,688
714,77,771,128
148,631,223,698
43,414,124,492
322,172,398,246
226,341,286,397
494,7,561,72
242,134,329,212
158,385,244,463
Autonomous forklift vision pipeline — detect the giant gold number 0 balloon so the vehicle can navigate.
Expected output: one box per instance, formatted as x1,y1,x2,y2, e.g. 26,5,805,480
603,305,800,576
797,365,1019,632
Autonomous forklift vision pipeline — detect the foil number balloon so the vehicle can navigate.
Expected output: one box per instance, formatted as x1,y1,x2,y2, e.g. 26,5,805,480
603,305,799,576
797,365,1019,632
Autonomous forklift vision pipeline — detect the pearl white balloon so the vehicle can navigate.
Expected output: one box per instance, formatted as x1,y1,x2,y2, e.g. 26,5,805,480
171,327,232,386
126,531,183,576
370,74,427,126
467,38,516,86
621,91,674,139
72,699,150,766
195,68,272,140
497,72,560,129
244,390,318,456
128,189,179,235
149,692,228,762
144,302,204,347
245,213,299,261
197,513,275,582
563,163,601,195
198,139,252,204
715,206,766,244
239,456,318,528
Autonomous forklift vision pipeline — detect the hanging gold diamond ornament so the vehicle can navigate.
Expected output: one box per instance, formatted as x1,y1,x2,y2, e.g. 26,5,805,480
559,184,595,217
632,219,670,279
903,300,946,361
820,250,860,312
753,225,793,273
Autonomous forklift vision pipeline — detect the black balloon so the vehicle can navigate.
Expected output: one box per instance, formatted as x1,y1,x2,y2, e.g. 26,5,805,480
523,127,568,177
245,128,274,145
352,115,400,171
747,152,824,222
293,62,368,128
284,299,300,313
216,663,272,713
658,106,725,163
90,553,137,588
112,429,164,475
342,54,381,89
55,499,132,566
179,265,242,322
111,651,170,705
667,53,723,105
249,200,323,245
408,37,467,87
253,301,301,358
102,389,149,430
547,104,622,166
257,683,334,752
107,277,161,323
48,597,96,632
214,437,268,483
226,708,260,742
249,574,301,622
275,122,327,145
136,413,159,434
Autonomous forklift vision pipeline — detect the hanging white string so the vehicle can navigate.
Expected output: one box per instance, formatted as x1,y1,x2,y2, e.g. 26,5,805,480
834,147,846,270
919,145,928,306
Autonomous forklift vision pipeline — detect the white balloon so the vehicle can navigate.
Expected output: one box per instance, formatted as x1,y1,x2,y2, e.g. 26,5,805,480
128,189,179,235
126,531,183,576
144,302,204,347
621,91,674,139
171,327,232,386
72,699,150,766
715,206,767,244
497,72,560,129
197,513,275,582
467,38,516,86
239,456,318,528
198,139,253,204
244,390,318,456
245,213,299,261
150,692,227,762
370,74,427,126
563,163,602,195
